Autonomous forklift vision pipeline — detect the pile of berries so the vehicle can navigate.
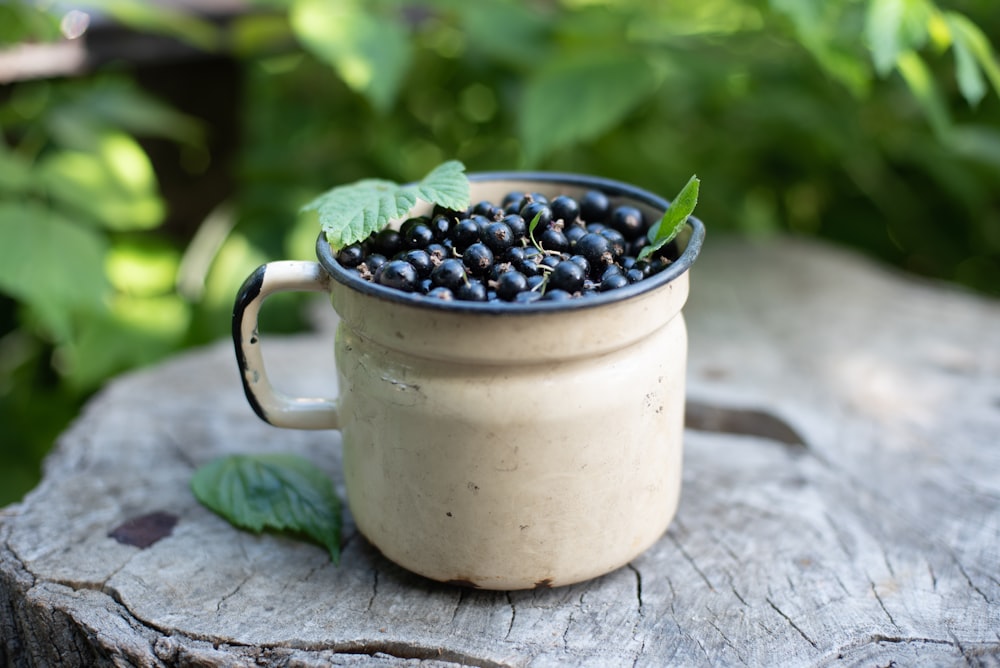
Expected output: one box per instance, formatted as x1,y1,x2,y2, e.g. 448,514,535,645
334,190,677,304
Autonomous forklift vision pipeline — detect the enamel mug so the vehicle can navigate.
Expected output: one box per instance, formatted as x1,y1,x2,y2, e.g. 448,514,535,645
233,172,705,590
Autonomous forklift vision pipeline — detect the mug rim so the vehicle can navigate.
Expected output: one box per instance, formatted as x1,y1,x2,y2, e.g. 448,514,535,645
314,171,705,314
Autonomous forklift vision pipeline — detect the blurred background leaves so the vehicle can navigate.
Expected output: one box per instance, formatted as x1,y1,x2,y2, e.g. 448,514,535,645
1,0,998,504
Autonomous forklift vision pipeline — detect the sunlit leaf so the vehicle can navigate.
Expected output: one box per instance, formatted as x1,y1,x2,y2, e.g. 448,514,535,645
62,293,190,388
770,0,871,96
946,12,1000,101
37,132,165,230
866,0,906,76
0,203,108,342
520,52,657,164
896,50,951,137
0,144,34,194
290,0,411,113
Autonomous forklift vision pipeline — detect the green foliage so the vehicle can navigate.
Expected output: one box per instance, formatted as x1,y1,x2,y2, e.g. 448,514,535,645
191,454,342,562
302,160,470,249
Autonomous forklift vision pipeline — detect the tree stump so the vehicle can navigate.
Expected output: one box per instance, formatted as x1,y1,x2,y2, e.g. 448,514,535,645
3,237,999,667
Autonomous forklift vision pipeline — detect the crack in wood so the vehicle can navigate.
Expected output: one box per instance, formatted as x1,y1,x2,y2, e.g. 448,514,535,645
504,592,515,640
707,617,747,664
275,640,515,668
951,553,991,604
766,597,818,650
626,563,644,615
870,581,901,631
668,533,715,591
367,568,378,613
216,573,253,613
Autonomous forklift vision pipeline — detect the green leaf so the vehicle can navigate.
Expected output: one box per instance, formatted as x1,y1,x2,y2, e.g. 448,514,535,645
290,0,412,114
896,50,951,138
457,2,550,67
946,12,1000,102
406,160,471,212
0,202,109,342
639,175,699,261
519,52,657,164
303,161,470,250
36,132,165,230
191,454,342,563
866,0,906,76
527,210,544,252
951,26,986,106
84,0,219,52
44,78,204,150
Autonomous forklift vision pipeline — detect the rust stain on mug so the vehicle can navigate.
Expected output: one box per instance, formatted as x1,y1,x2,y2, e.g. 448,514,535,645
108,511,179,548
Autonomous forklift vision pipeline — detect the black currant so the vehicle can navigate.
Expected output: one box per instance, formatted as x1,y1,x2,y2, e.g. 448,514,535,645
550,195,580,224
548,260,586,293
374,228,404,257
515,290,542,304
451,218,481,250
430,214,452,240
336,243,364,268
609,205,645,241
456,280,488,301
377,260,419,292
521,201,552,230
481,222,516,253
363,253,388,275
496,270,528,301
502,191,526,214
462,242,494,277
599,228,626,258
567,254,590,276
397,249,433,278
626,267,645,283
600,273,629,292
540,254,561,271
542,289,573,301
502,214,527,239
431,258,468,290
579,190,610,223
402,222,435,249
426,286,454,300
472,200,500,218
526,274,546,291
574,232,613,270
565,225,587,245
538,227,569,253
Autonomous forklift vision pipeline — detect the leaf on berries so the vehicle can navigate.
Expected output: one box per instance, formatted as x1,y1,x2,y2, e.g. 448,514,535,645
303,161,470,250
527,210,544,252
404,160,471,212
639,175,699,261
191,453,342,563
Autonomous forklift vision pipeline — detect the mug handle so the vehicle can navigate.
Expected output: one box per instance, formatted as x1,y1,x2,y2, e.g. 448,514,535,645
232,261,340,430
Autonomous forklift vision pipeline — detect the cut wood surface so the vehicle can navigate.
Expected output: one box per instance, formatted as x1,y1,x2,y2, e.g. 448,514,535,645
3,237,999,667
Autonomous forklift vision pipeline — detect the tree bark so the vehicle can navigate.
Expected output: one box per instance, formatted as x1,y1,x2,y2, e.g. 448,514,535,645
3,237,999,667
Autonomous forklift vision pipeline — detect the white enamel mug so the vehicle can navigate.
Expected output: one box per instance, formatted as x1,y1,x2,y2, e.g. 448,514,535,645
233,172,705,590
